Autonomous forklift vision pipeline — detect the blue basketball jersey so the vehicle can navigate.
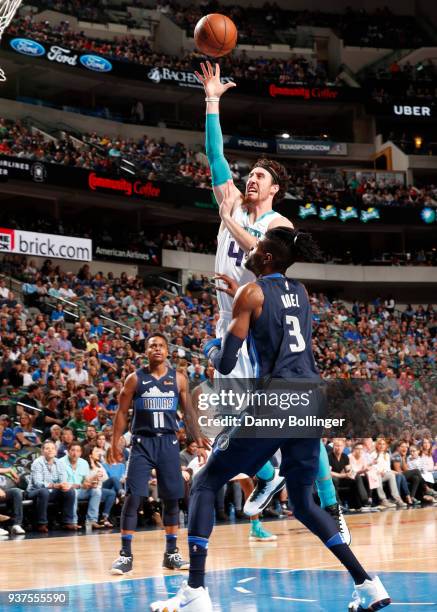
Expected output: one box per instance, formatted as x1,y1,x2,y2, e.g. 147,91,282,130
131,367,179,435
247,274,319,379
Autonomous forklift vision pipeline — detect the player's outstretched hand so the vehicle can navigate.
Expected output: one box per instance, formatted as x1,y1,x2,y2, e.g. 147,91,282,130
219,178,235,221
194,61,236,99
214,273,239,297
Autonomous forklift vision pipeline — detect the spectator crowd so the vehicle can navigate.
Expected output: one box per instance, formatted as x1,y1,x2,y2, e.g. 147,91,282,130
8,16,333,86
0,253,435,535
25,0,431,49
2,114,437,213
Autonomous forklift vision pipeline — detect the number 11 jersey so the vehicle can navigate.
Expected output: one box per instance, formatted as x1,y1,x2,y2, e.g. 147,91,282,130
131,367,179,435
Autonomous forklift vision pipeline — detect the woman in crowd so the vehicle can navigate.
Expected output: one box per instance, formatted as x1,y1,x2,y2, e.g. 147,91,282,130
84,445,116,528
420,438,437,486
408,445,436,493
103,447,126,502
50,362,66,386
13,413,41,447
392,441,434,504
369,438,407,507
94,432,109,461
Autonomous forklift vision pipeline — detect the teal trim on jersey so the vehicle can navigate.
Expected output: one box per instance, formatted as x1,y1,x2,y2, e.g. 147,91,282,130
205,114,232,186
260,273,284,279
255,210,277,224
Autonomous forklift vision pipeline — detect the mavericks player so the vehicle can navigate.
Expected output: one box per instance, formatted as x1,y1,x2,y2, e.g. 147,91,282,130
150,228,390,612
110,334,208,575
196,61,350,543
197,60,291,535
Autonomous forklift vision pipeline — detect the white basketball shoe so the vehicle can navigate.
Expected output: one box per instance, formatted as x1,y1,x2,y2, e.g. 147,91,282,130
150,580,212,612
348,576,391,611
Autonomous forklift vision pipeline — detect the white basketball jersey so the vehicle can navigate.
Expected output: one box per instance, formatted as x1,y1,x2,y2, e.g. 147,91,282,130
215,207,281,316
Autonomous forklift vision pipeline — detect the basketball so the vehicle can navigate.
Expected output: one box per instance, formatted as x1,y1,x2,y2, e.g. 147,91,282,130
194,14,238,58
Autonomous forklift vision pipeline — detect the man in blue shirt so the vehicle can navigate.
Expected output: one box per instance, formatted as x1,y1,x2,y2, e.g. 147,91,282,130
27,440,76,532
90,316,103,337
0,415,15,447
60,442,103,530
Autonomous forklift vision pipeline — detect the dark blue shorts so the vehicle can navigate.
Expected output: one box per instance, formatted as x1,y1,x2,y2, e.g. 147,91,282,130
194,435,320,493
126,433,184,500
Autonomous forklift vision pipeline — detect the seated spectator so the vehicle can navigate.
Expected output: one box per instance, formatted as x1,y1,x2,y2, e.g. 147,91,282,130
60,441,103,530
371,438,411,505
328,438,366,510
43,393,63,437
27,440,77,532
67,407,88,441
68,357,89,385
91,408,112,432
84,445,116,527
420,438,437,488
57,330,73,354
82,424,98,452
407,445,436,492
354,440,404,508
16,383,42,424
57,426,75,458
0,466,25,535
51,303,65,323
83,395,101,422
0,414,15,447
102,447,126,497
392,441,434,504
49,424,62,450
94,432,109,461
13,413,41,448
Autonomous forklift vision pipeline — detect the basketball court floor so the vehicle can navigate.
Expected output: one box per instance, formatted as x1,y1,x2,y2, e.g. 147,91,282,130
1,507,436,611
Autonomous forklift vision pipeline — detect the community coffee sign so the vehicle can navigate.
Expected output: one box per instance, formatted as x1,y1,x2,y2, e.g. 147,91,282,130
269,85,340,100
88,173,161,198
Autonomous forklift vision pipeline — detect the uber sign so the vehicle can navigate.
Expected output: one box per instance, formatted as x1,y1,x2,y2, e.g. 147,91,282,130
393,105,431,117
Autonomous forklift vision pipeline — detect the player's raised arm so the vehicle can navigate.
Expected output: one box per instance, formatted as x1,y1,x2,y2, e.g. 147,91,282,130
204,282,264,375
111,371,137,462
194,61,241,206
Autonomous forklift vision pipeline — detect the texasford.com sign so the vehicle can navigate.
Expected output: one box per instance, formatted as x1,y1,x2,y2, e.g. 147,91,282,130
9,38,112,73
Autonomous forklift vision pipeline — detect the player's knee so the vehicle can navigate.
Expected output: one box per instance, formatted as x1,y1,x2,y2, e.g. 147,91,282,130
287,485,314,519
121,494,141,521
162,499,179,526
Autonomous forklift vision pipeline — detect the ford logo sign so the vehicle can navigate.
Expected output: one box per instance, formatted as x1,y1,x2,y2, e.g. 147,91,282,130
80,55,112,72
10,38,46,57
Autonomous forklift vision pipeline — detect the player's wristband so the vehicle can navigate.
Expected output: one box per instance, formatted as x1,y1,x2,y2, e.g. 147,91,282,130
211,331,243,375
205,97,220,102
204,338,222,360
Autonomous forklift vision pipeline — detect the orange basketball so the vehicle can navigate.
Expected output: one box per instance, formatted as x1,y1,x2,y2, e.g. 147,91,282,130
194,14,238,58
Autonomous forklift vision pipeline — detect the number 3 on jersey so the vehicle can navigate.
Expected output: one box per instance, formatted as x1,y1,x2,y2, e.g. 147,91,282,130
228,240,244,267
285,315,306,352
